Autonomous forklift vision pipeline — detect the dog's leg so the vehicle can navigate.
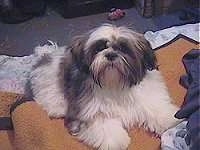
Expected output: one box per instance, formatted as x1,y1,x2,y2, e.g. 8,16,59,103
134,87,181,135
30,70,68,118
133,70,182,135
31,83,68,118
78,117,130,150
30,54,68,118
144,101,181,135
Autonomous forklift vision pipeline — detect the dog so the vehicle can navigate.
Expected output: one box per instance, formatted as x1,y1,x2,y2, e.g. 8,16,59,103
30,24,180,150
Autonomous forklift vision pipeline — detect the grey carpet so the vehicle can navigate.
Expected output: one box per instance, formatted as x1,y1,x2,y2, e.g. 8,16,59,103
0,8,184,56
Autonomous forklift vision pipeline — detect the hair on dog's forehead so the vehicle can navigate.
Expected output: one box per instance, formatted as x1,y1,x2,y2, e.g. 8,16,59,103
85,24,143,48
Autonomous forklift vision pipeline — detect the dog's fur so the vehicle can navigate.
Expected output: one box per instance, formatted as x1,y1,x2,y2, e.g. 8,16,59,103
30,24,180,150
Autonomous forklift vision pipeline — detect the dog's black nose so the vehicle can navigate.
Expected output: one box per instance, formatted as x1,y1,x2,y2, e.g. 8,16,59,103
105,52,118,61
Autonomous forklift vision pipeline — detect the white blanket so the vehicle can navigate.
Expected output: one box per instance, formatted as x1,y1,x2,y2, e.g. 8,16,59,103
145,23,199,49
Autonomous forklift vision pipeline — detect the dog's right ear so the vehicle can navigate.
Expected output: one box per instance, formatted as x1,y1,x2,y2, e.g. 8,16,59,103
69,35,87,62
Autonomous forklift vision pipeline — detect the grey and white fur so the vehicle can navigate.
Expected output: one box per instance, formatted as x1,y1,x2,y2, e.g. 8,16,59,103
30,24,181,150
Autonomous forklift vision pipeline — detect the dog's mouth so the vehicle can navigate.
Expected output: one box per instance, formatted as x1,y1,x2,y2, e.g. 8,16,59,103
100,63,124,75
93,61,127,88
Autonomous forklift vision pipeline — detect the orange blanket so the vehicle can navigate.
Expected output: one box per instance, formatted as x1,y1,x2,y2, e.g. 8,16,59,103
0,35,199,150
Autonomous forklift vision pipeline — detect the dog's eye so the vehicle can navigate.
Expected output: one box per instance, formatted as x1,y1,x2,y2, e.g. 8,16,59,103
95,43,108,53
119,44,131,54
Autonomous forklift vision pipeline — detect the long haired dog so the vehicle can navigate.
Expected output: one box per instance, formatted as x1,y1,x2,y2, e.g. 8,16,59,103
30,24,180,150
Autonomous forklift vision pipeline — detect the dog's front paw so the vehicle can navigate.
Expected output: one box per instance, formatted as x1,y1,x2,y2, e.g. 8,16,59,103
46,104,67,118
78,118,130,150
99,131,130,150
146,103,182,135
66,120,86,136
67,120,81,136
154,117,181,135
149,108,182,135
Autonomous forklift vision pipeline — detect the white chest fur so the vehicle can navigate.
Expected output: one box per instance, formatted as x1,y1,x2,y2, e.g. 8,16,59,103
78,70,175,130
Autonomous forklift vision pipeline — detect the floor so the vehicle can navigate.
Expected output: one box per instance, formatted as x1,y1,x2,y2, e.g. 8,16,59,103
0,7,186,56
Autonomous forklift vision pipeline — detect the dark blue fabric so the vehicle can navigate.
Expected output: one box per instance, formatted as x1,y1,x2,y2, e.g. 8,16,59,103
175,49,200,150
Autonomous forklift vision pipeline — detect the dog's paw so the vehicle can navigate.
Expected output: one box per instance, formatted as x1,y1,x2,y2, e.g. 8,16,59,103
145,102,182,135
67,120,86,136
78,118,130,150
148,113,182,135
46,105,67,118
99,131,130,150
158,117,182,135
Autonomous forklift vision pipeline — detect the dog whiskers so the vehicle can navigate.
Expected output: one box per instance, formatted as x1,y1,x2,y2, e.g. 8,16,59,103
119,55,132,69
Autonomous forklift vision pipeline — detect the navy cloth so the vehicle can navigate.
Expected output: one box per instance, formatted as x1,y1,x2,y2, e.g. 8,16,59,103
175,49,200,150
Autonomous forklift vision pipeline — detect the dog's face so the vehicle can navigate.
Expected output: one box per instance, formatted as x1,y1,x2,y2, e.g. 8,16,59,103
69,24,157,89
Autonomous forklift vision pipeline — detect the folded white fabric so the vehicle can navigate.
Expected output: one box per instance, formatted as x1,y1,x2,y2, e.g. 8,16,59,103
0,55,35,94
161,121,189,150
0,78,24,94
145,23,200,49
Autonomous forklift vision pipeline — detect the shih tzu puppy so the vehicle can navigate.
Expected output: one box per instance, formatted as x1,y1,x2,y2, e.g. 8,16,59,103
30,24,180,150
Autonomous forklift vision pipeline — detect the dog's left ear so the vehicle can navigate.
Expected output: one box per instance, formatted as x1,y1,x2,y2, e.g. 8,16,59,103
68,34,90,73
69,35,87,63
136,35,157,70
